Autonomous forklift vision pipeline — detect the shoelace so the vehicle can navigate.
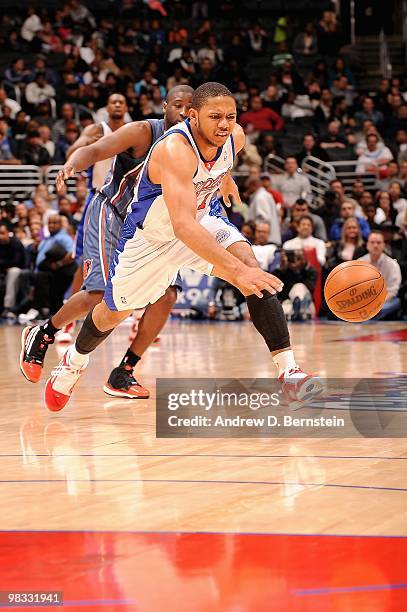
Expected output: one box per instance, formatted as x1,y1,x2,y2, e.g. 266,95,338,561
286,366,303,376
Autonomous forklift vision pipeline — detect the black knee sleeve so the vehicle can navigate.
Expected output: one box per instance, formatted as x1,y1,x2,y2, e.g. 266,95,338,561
76,311,114,355
246,291,290,352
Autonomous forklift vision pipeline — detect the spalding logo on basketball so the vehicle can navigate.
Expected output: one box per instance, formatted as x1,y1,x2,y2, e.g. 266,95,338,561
324,261,387,322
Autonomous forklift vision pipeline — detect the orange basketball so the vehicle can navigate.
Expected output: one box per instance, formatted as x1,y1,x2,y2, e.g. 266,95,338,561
324,261,387,322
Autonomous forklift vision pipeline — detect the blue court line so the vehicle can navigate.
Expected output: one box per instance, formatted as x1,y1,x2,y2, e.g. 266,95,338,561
1,528,407,539
0,453,406,460
293,583,407,596
0,478,406,493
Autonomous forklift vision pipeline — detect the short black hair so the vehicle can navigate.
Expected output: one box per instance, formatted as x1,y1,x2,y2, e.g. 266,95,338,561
192,82,234,110
166,85,194,101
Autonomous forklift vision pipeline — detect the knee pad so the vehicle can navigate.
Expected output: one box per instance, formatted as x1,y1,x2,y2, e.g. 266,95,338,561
246,291,290,352
76,310,114,355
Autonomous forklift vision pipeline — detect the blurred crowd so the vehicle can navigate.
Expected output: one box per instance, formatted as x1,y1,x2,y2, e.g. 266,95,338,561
0,0,406,322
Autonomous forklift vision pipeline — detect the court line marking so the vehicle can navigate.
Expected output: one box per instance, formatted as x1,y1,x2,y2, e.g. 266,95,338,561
1,529,407,539
0,454,406,460
293,582,407,596
0,478,406,493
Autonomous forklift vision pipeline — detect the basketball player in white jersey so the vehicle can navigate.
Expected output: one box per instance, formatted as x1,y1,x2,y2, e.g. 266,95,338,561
45,82,319,411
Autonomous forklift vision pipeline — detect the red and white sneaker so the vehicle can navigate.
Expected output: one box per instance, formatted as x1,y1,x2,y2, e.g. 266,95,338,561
44,348,89,412
103,365,150,399
278,366,324,409
20,325,54,383
55,322,75,344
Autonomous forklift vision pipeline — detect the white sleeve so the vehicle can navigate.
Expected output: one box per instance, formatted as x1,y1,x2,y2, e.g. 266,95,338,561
316,240,326,266
386,260,402,300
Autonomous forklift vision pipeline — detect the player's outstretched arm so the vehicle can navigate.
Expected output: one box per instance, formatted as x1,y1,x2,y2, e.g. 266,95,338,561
56,121,152,191
158,137,283,298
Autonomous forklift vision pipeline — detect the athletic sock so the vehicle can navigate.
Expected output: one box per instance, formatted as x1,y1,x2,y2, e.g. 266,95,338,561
67,345,89,368
41,319,60,338
120,349,141,369
272,349,297,377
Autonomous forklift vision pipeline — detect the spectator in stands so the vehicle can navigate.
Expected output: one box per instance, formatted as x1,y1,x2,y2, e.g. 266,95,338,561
274,249,317,321
256,132,282,161
0,119,20,165
251,221,279,272
319,121,348,154
351,179,365,203
259,173,284,207
273,157,312,208
281,91,314,121
359,231,401,320
296,133,329,165
246,176,281,245
375,160,400,191
326,217,366,271
25,72,56,107
239,96,284,138
394,129,407,162
20,7,42,45
355,97,384,128
388,181,407,213
0,89,21,120
356,133,393,173
293,22,318,67
68,0,96,28
283,215,326,266
374,191,398,224
314,88,333,125
0,223,26,317
281,198,327,242
247,24,267,56
53,124,80,163
330,200,371,241
19,130,51,167
52,104,76,143
240,221,255,242
38,125,55,159
364,204,378,230
31,214,77,317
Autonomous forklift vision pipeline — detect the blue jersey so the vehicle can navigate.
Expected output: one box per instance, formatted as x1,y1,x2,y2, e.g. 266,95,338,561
99,119,165,218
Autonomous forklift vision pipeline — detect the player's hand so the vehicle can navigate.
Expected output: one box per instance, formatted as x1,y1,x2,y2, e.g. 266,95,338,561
219,174,242,208
56,163,76,192
233,266,283,298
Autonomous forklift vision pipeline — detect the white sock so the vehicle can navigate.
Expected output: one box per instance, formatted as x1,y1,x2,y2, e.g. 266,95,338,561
67,345,89,368
272,349,297,376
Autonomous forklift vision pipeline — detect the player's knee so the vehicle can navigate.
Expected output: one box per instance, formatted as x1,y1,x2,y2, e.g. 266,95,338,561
161,286,178,310
86,291,103,310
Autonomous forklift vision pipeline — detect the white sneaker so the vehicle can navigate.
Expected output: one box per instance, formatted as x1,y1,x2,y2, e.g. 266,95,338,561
44,347,89,412
18,309,39,325
55,322,75,344
279,366,324,409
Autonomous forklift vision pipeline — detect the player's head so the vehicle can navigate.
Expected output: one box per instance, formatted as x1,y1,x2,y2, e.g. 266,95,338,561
189,82,236,147
106,94,128,120
163,85,194,130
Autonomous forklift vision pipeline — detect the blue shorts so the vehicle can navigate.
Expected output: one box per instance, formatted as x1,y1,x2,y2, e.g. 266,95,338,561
74,189,96,261
82,193,182,293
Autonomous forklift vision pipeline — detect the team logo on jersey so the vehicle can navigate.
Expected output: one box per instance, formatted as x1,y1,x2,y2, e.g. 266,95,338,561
216,229,231,244
83,259,93,280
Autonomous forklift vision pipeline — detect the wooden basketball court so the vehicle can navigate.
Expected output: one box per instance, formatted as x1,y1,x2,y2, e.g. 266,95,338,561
1,319,407,610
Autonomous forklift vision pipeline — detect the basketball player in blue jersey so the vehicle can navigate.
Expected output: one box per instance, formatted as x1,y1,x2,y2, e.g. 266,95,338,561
20,86,200,398
44,82,320,412
69,93,128,286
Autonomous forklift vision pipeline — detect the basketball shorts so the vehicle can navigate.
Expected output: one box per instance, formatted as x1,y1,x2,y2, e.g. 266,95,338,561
82,194,184,293
104,213,247,311
74,189,96,261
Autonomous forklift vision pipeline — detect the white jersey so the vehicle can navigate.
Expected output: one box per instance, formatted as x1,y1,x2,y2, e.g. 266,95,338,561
127,119,235,243
91,121,113,190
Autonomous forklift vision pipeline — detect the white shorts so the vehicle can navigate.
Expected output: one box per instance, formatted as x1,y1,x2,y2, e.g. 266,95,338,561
104,214,246,311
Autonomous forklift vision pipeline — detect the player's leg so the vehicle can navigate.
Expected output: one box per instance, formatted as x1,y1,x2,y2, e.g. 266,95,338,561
44,226,186,411
20,194,106,383
204,215,319,384
104,284,179,399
